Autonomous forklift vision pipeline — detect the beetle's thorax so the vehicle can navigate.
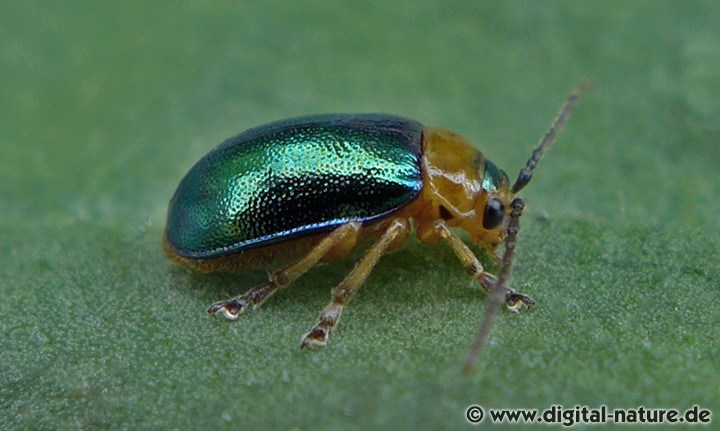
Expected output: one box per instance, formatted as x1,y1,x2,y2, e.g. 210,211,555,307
404,127,512,249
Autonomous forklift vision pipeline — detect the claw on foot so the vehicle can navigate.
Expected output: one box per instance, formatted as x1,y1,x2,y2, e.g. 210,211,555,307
300,325,330,350
505,291,535,311
207,299,248,320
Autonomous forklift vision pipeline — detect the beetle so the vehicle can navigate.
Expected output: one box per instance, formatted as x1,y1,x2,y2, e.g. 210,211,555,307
164,87,582,350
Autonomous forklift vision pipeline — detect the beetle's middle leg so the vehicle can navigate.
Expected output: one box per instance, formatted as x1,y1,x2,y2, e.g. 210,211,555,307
208,222,362,320
434,220,534,310
300,218,409,350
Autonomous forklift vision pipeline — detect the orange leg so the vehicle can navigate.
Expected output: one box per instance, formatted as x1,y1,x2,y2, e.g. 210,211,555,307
208,222,361,319
434,220,534,310
301,218,409,349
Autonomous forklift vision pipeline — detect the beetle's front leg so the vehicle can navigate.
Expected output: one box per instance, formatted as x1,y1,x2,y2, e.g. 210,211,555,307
475,272,535,311
434,220,534,310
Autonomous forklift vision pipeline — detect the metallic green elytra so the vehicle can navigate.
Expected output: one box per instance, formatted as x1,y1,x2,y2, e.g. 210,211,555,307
165,114,424,259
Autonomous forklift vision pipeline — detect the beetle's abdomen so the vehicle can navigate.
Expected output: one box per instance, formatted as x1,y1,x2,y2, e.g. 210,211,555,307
165,114,424,259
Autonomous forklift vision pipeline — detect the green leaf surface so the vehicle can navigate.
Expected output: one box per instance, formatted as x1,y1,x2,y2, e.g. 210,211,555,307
2,1,719,429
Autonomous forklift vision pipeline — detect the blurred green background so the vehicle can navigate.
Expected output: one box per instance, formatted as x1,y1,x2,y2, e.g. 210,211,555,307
2,1,719,429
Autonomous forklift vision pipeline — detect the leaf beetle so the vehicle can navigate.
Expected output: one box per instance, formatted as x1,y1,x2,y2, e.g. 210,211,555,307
164,86,583,351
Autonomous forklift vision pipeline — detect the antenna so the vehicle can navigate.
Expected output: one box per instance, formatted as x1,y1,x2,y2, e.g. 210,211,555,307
463,197,525,374
511,83,587,194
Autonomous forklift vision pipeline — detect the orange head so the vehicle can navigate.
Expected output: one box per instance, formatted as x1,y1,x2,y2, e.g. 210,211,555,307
408,86,583,251
409,128,514,251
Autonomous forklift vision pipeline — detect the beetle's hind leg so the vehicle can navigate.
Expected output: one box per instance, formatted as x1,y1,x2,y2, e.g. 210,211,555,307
208,222,361,320
301,219,409,350
434,219,534,310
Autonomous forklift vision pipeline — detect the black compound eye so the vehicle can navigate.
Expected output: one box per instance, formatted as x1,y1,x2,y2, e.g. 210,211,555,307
482,197,505,230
